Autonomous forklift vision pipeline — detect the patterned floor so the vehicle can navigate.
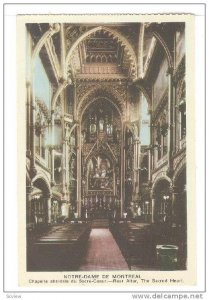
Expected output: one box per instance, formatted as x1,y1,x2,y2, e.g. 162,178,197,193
79,229,129,271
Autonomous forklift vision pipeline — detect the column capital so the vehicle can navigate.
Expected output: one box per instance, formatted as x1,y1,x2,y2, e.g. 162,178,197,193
49,23,60,34
169,184,178,194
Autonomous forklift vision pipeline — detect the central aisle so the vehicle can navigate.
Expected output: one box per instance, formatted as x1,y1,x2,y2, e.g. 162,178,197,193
79,229,129,271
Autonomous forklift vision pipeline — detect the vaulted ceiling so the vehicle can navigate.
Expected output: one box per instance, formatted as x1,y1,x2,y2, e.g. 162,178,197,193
27,23,141,81
66,24,140,80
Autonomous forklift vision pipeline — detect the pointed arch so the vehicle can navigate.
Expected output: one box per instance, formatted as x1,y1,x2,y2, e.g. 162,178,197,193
133,79,152,108
31,24,60,64
32,173,51,196
152,31,173,69
51,79,72,111
77,85,125,120
152,175,172,197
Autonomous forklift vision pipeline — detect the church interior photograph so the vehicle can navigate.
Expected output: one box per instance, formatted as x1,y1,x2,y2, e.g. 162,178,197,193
25,22,187,271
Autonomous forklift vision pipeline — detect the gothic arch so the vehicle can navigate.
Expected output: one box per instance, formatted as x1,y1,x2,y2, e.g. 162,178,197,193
152,31,174,69
32,173,51,196
77,86,125,120
152,175,172,197
173,159,186,185
138,85,152,108
31,24,60,64
65,26,137,77
51,79,72,111
133,79,152,108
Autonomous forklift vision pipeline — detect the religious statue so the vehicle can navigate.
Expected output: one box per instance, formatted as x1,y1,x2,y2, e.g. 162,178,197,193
99,118,104,132
106,124,113,135
100,164,107,178
90,123,97,134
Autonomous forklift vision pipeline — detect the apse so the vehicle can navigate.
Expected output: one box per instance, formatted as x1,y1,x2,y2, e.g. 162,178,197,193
80,97,122,219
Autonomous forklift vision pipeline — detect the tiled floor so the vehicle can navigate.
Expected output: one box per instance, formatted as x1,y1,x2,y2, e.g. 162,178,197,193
79,229,129,271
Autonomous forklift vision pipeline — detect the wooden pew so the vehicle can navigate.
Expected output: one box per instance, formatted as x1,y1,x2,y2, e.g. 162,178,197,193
110,221,154,268
27,222,91,271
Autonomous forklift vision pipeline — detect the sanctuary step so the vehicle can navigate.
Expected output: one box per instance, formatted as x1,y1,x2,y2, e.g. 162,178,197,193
92,218,109,228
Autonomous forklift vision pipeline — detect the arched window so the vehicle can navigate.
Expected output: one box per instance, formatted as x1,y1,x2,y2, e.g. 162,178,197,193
91,55,96,63
96,55,102,63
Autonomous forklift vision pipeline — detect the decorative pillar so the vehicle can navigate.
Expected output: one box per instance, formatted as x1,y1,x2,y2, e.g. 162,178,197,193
26,82,31,156
135,138,140,194
133,139,137,193
151,194,156,223
60,23,66,78
48,197,52,224
65,142,69,201
30,94,37,177
77,124,82,217
26,185,33,226
51,111,55,185
148,148,152,182
173,81,177,153
153,146,158,168
62,123,70,202
170,184,178,225
167,67,174,175
113,169,116,196
138,23,145,77
62,141,67,197
45,193,52,224
121,125,125,217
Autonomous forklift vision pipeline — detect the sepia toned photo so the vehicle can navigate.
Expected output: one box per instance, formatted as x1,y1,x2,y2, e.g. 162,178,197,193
17,13,196,286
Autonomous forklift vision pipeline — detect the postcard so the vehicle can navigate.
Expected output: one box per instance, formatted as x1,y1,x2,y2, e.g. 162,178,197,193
16,13,196,288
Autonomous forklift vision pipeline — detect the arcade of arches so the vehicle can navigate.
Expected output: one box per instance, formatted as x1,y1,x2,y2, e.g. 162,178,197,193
26,22,187,271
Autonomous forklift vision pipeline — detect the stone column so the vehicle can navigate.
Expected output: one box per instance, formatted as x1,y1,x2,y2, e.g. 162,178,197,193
62,141,67,197
135,138,140,194
151,194,156,223
60,23,66,78
167,67,174,175
26,185,33,226
138,23,145,77
170,185,178,225
30,95,37,177
45,193,52,224
77,124,82,217
26,82,31,156
148,148,152,182
121,125,125,217
113,169,116,196
65,139,70,202
50,111,55,185
133,140,137,194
